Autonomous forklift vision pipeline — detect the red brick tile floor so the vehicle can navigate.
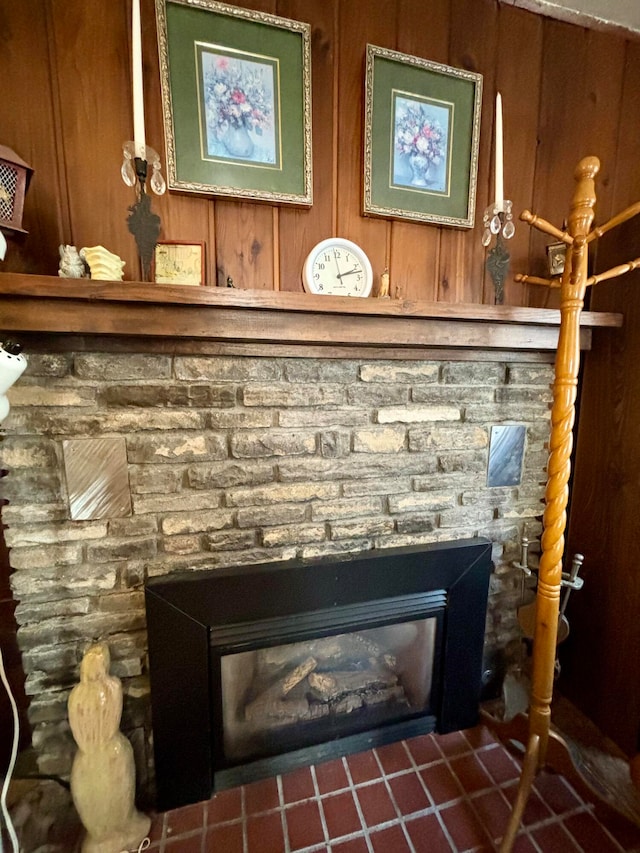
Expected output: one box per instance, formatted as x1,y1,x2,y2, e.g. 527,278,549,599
5,721,639,852
137,724,640,853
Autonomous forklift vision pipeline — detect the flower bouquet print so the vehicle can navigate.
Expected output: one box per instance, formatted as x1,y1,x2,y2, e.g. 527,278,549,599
364,45,481,227
201,51,278,165
393,97,450,193
157,0,311,204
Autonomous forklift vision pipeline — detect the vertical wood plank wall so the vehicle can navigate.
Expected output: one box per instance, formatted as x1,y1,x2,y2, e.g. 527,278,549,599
1,0,640,307
561,39,640,757
564,230,640,759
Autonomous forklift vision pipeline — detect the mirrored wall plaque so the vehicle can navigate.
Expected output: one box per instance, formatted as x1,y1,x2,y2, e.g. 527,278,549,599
486,424,526,487
63,437,132,520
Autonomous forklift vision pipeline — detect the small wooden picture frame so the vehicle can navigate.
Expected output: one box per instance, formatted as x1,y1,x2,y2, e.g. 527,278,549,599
153,241,206,286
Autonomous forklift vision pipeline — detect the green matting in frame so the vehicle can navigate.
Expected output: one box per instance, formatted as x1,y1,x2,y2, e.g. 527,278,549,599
364,45,482,228
156,0,312,205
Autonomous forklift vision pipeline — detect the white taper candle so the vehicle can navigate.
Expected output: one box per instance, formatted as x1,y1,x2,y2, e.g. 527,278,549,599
132,0,146,159
495,92,504,211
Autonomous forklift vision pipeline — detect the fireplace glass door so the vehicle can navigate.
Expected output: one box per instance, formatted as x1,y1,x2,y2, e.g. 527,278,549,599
216,595,443,768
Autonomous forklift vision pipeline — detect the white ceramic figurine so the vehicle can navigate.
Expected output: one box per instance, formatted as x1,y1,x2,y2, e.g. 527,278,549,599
58,244,87,278
80,245,125,281
68,643,150,853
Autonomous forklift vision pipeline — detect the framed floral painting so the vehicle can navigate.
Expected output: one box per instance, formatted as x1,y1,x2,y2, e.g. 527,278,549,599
363,45,483,228
155,0,312,205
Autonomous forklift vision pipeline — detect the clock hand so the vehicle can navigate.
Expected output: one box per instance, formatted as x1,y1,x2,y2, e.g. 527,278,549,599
332,249,343,282
336,267,362,278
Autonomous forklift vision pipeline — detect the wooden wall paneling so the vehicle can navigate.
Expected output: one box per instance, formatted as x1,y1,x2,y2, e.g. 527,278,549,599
211,0,278,291
0,0,59,759
528,21,594,307
492,5,543,306
391,0,450,303
439,0,498,304
527,20,585,308
271,207,280,290
569,28,626,235
0,1,67,276
214,200,275,290
607,41,640,211
530,25,625,309
3,0,638,304
335,0,394,288
44,0,74,254
564,265,640,756
48,0,141,275
562,42,640,757
276,0,337,293
143,0,216,286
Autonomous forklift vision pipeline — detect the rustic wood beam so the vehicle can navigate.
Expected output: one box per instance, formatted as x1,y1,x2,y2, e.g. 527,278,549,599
0,274,622,353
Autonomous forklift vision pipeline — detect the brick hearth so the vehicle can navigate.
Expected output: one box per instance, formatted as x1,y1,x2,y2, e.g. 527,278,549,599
21,724,639,852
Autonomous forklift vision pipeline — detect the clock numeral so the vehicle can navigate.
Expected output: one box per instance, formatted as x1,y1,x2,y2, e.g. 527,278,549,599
334,249,341,258
317,262,325,270
318,283,324,291
323,253,331,262
314,272,320,280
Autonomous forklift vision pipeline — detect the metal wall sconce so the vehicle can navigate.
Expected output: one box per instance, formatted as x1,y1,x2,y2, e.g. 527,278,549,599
0,145,33,235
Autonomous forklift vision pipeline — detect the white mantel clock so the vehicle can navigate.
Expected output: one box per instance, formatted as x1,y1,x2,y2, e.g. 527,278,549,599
302,238,373,297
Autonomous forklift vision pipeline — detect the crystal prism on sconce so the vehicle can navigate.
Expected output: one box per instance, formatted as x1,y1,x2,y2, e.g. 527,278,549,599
482,200,515,305
482,200,515,246
121,142,166,196
122,142,165,283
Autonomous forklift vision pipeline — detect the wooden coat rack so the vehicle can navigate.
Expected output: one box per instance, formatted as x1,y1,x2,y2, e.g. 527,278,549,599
495,156,640,851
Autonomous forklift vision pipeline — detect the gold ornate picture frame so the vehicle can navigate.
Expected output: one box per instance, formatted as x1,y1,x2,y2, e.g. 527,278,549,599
155,0,312,205
364,45,482,228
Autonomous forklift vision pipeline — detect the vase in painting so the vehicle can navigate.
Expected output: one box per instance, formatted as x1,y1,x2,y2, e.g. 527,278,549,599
222,125,254,159
409,153,431,187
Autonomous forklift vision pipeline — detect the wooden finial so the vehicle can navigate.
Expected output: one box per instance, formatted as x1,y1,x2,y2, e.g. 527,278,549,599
574,155,600,182
568,156,599,244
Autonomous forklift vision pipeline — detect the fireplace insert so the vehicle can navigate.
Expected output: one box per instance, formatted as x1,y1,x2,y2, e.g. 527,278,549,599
146,537,492,810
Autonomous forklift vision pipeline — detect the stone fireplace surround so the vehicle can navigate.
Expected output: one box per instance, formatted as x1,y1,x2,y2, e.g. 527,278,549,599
1,279,604,801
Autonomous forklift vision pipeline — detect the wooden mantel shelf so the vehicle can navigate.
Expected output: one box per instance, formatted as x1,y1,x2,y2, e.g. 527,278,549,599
0,273,623,354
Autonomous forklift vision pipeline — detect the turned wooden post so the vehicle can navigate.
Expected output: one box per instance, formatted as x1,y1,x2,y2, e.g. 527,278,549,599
483,155,640,851
498,156,598,852
528,156,597,762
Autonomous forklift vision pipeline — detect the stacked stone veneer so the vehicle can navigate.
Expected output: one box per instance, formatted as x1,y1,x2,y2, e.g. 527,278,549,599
0,348,553,792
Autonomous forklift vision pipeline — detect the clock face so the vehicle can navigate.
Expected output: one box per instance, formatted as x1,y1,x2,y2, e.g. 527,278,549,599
302,238,373,297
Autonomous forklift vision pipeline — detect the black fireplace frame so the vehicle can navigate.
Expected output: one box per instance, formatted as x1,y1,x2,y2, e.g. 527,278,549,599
146,537,492,810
